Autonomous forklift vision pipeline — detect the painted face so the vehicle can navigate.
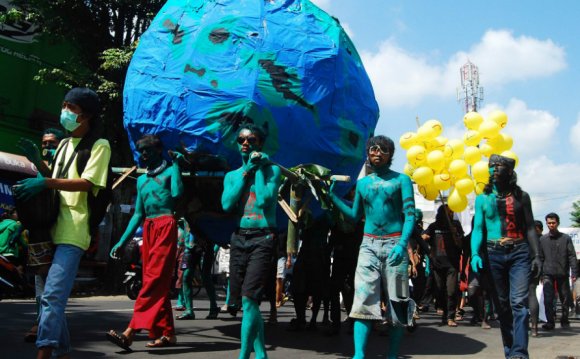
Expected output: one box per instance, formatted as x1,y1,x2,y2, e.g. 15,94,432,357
367,144,390,168
489,160,512,185
237,128,261,154
137,142,162,167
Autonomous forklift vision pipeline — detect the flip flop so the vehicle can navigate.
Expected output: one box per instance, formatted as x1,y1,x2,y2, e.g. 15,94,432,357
106,330,133,352
146,336,176,348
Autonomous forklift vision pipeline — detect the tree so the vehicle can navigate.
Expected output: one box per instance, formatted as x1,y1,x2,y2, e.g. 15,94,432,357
571,200,580,228
2,0,164,166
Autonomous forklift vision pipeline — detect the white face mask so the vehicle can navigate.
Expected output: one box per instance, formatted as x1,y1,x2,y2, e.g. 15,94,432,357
60,109,81,132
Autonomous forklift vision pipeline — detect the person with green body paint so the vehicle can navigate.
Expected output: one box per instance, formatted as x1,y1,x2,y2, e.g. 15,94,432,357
470,154,541,359
221,124,281,359
107,134,184,350
329,135,416,359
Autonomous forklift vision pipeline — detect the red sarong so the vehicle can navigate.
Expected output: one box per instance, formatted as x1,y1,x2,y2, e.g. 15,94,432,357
129,215,177,338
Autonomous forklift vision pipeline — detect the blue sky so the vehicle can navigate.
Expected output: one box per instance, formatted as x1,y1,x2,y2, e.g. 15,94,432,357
312,0,580,227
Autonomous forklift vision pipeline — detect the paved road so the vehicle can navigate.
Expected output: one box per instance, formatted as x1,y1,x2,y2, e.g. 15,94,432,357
2,295,579,358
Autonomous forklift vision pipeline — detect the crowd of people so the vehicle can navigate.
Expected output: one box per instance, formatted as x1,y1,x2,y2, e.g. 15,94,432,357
0,87,578,359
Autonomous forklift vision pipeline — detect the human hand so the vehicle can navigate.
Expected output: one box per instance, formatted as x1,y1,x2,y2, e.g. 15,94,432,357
387,244,405,266
13,173,46,201
17,138,42,165
110,242,123,259
471,254,483,273
531,256,542,279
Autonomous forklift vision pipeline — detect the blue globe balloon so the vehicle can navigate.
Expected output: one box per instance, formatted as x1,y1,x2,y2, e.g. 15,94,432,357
124,0,379,182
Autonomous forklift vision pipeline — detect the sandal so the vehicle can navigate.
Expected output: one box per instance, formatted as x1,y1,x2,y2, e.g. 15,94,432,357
447,320,458,327
146,335,176,348
24,325,38,343
106,330,133,352
176,312,195,320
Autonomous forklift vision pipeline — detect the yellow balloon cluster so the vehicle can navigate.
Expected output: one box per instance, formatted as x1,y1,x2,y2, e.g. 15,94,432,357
400,111,519,212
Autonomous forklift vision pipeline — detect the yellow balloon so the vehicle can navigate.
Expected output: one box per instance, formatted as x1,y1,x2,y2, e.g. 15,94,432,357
463,130,481,146
463,111,484,130
406,145,426,167
479,120,501,139
500,150,519,168
433,136,448,150
427,150,445,171
479,143,494,157
433,170,452,191
501,133,513,151
474,180,487,194
422,139,437,152
455,177,475,195
448,159,468,178
418,119,443,139
487,135,506,153
463,146,481,165
488,110,508,128
403,163,415,177
399,132,419,150
448,189,468,213
472,161,489,181
418,184,439,201
412,166,434,185
444,139,464,160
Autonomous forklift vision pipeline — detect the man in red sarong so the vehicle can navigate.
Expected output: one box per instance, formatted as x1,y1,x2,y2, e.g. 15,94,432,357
107,134,184,350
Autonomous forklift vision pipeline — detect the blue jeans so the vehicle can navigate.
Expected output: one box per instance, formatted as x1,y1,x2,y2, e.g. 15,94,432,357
36,244,84,357
487,242,530,359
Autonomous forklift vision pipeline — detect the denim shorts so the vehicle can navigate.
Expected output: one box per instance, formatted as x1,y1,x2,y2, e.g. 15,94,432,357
350,234,415,326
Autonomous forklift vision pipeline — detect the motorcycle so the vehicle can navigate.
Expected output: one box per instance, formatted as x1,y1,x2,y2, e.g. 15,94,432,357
0,254,28,299
122,236,143,300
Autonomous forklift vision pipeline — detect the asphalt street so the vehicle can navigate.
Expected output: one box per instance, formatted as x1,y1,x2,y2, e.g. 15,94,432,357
1,294,579,358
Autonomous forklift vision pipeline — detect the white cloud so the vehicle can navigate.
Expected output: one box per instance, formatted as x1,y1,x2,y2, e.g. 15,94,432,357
518,156,580,226
479,99,559,157
341,22,354,39
362,30,567,108
570,113,580,152
310,0,331,11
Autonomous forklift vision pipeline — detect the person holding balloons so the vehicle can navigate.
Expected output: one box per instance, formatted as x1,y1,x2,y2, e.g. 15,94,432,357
329,135,416,359
470,154,541,359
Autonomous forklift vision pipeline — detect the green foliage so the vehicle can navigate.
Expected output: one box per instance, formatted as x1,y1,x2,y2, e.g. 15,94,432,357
1,0,164,166
571,200,580,228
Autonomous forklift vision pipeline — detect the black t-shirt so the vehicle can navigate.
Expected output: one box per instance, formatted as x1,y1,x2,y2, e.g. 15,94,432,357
425,220,464,269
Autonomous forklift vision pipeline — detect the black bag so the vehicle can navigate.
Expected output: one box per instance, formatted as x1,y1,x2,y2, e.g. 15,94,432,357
73,134,114,237
14,138,72,244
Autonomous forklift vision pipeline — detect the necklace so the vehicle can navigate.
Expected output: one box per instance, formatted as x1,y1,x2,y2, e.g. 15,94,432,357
147,160,167,176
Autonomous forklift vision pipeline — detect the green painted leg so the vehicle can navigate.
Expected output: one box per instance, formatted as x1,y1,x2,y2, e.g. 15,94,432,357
177,287,185,308
239,297,267,359
353,319,371,359
182,268,195,317
225,278,231,306
387,326,404,359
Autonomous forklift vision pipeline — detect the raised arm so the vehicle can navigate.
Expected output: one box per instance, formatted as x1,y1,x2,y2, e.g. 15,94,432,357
170,155,184,199
221,170,247,213
328,182,363,222
253,159,281,209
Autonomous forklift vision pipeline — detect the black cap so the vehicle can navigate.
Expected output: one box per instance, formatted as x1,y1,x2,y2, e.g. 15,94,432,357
489,154,515,171
64,87,101,115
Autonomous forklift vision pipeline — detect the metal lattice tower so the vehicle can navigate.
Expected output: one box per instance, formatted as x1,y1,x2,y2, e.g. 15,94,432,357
457,60,484,113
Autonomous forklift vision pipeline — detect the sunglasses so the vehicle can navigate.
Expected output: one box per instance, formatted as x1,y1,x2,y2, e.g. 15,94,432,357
368,145,389,155
237,136,258,145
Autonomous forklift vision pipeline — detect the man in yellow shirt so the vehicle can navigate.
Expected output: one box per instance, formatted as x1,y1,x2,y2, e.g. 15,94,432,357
15,87,111,359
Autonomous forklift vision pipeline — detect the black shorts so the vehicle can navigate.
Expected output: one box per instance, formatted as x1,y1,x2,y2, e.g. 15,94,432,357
229,229,276,303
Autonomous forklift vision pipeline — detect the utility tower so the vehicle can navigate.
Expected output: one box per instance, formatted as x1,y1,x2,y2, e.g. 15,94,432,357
457,60,484,113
